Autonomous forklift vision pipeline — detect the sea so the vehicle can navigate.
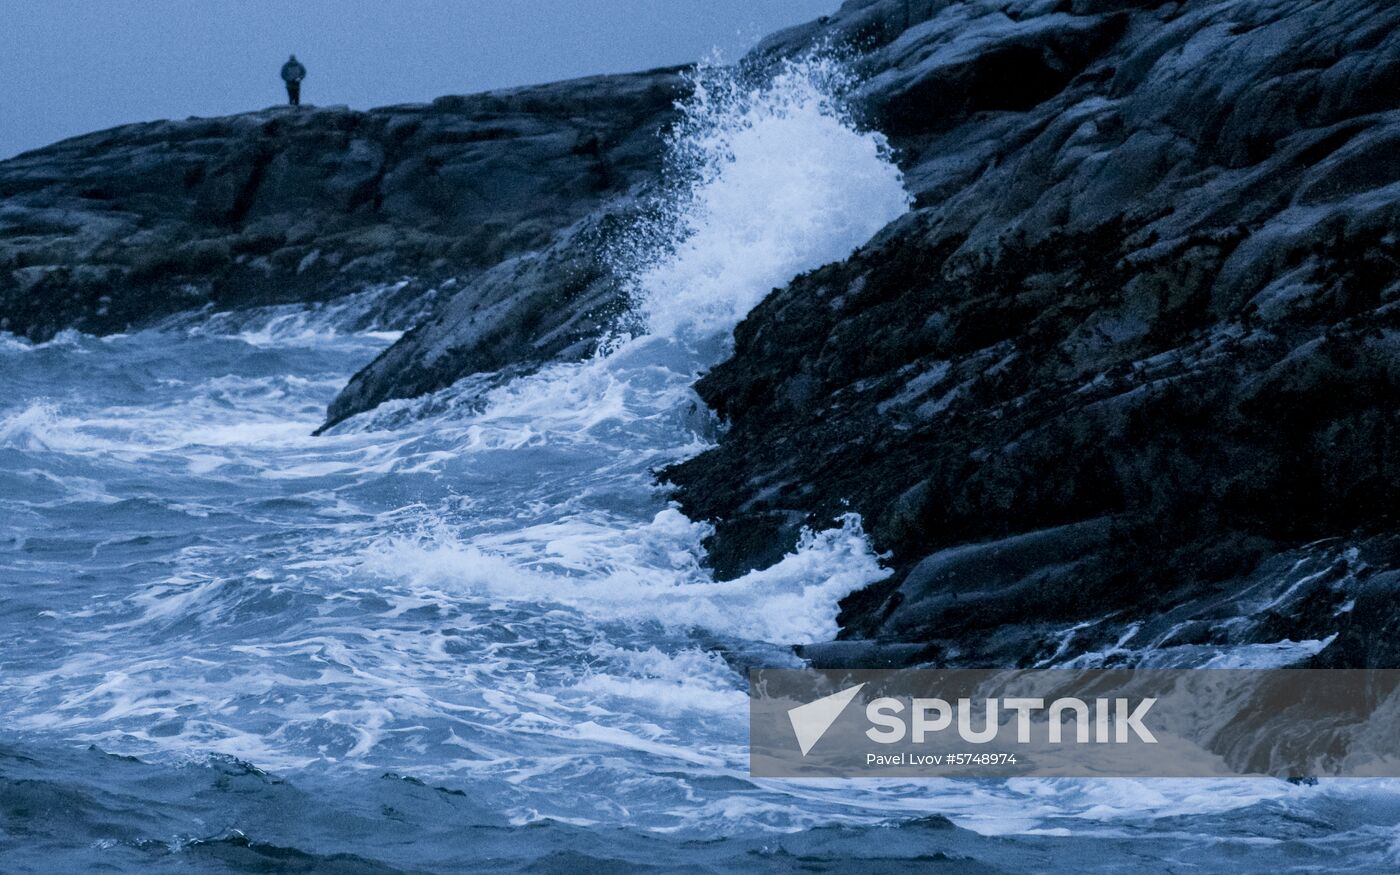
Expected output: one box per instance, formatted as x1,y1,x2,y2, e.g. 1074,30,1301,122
2,58,1398,874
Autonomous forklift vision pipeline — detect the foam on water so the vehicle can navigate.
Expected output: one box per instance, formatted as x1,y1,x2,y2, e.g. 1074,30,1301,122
3,55,1398,869
346,54,911,649
363,509,886,645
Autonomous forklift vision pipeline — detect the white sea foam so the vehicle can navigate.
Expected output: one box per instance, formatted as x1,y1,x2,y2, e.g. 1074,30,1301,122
167,281,423,348
625,56,911,339
362,510,887,645
31,50,1374,849
351,55,909,644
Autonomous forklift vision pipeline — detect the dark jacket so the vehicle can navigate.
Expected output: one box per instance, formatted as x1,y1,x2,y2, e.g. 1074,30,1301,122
281,59,307,83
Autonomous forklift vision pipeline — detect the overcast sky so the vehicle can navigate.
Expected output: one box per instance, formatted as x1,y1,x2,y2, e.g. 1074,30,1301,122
0,0,838,159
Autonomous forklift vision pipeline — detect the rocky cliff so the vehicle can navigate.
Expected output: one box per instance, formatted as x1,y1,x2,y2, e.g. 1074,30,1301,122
666,0,1400,667
0,69,683,341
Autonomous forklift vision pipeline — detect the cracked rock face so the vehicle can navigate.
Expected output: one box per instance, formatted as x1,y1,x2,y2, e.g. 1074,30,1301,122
664,0,1400,667
0,69,684,341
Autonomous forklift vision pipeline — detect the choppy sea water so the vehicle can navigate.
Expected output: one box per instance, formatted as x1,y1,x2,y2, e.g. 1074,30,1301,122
3,60,1400,873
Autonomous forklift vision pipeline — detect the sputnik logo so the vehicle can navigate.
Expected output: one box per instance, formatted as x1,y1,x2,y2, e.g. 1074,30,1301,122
787,683,865,755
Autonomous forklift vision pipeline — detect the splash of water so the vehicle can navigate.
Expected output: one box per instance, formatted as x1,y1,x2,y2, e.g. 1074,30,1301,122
622,55,911,340
7,52,1400,867
364,510,885,645
353,55,912,648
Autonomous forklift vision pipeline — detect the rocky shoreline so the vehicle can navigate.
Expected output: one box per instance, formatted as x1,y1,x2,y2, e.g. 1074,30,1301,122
0,69,684,343
663,0,1400,666
4,0,1398,668
665,0,1400,667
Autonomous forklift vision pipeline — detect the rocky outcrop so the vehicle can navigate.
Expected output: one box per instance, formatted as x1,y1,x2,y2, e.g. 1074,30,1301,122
666,0,1400,666
7,0,1397,669
319,207,634,432
0,69,684,341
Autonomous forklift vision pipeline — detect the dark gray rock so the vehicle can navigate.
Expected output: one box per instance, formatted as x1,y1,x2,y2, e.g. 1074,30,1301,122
320,210,634,431
8,0,1398,670
0,68,685,341
665,0,1400,667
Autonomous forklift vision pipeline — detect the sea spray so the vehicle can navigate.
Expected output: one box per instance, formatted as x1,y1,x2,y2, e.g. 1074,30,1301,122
364,510,886,644
0,45,1369,853
356,53,913,642
615,54,912,340
0,51,913,834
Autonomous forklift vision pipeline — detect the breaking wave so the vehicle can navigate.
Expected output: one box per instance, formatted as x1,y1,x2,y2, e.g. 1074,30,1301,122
5,51,1386,873
623,56,910,338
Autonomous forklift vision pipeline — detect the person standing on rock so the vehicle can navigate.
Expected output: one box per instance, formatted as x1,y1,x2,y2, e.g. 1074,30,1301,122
281,55,307,106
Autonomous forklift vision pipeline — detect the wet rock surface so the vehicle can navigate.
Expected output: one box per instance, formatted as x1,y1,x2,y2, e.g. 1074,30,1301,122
666,0,1400,666
4,0,1398,669
319,208,637,432
0,69,684,342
